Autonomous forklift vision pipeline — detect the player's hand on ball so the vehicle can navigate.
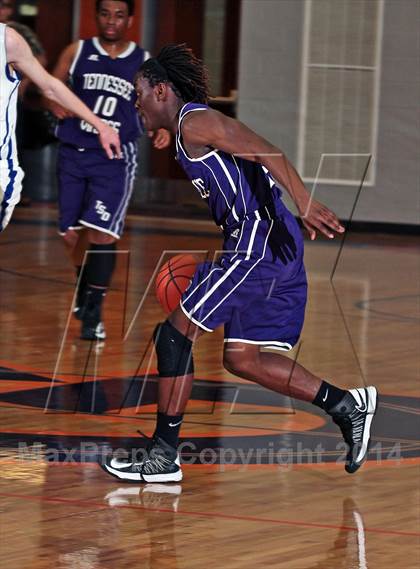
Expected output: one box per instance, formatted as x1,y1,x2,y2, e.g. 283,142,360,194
98,124,122,160
300,198,345,240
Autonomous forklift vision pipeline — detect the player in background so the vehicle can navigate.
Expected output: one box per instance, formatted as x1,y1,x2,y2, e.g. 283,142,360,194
47,0,169,341
0,23,120,233
103,44,378,483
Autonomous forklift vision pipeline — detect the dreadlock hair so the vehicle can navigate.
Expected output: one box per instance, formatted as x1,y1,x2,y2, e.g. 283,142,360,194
137,44,209,104
96,0,135,16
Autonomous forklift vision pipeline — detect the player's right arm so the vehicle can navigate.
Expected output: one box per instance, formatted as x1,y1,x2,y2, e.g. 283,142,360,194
44,41,79,119
5,27,121,159
182,109,344,240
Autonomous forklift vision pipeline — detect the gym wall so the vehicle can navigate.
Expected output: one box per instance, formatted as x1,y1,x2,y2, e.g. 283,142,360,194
237,0,419,225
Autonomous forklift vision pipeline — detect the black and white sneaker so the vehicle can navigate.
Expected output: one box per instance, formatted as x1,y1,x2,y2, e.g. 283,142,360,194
80,304,106,341
329,386,378,473
102,437,182,483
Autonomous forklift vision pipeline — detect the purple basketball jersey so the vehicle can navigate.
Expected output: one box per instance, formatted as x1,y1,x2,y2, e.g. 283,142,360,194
57,38,147,148
175,102,288,228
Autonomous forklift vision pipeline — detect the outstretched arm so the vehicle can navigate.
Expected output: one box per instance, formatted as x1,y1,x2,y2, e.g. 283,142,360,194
5,27,121,159
44,41,78,120
182,109,344,240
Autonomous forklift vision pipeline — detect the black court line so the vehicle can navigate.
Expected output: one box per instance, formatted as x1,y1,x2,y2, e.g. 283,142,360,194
8,215,419,251
0,267,71,287
10,217,220,240
355,294,420,323
0,267,142,296
1,262,416,325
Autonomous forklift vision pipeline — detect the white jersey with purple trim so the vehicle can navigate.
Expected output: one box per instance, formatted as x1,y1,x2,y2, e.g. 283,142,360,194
0,23,23,231
175,102,288,230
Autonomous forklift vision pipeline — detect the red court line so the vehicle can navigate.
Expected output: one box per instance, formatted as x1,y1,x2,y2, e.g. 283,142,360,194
0,491,418,538
0,458,419,469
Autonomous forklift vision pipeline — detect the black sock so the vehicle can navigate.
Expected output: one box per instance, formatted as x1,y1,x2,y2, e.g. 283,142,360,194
76,265,85,282
85,286,106,309
85,242,117,289
154,412,183,449
312,380,347,413
75,265,88,304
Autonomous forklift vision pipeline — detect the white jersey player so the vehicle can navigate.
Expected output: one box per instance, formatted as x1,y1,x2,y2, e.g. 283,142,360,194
0,23,120,232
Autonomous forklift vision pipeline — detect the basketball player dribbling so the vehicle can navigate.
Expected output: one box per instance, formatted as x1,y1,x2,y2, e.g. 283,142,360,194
48,0,169,342
0,23,120,233
103,45,378,483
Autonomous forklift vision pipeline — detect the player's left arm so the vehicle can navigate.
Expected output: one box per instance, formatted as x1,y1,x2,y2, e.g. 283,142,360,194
182,109,344,240
5,27,121,160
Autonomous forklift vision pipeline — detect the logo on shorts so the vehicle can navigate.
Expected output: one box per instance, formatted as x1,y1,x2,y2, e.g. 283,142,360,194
191,178,209,200
95,200,111,222
231,228,240,239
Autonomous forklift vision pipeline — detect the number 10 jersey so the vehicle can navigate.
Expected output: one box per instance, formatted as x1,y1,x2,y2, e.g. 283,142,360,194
57,37,148,148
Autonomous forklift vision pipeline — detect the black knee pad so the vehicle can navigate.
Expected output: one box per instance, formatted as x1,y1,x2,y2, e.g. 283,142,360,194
153,321,194,377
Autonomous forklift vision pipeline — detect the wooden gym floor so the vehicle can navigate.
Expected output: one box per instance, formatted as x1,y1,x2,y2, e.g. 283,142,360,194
0,205,419,568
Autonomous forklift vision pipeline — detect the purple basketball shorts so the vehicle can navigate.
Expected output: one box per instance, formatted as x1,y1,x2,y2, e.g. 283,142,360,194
180,211,307,350
57,142,138,239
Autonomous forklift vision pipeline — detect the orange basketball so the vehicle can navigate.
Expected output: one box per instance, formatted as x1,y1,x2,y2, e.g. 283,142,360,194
155,254,198,314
